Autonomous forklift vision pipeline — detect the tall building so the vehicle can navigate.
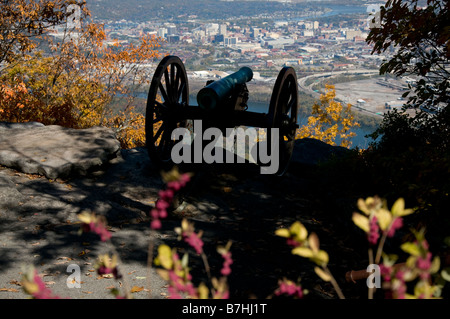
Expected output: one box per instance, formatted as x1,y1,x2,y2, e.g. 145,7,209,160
167,25,177,35
205,23,219,36
219,24,227,36
158,28,167,38
251,27,260,38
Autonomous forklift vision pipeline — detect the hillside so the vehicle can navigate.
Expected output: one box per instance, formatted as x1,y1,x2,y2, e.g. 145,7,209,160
85,0,361,21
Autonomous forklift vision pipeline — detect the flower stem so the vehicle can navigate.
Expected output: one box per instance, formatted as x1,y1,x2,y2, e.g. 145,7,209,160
147,230,155,299
368,248,374,299
375,232,388,265
201,252,214,294
110,243,132,299
323,265,345,299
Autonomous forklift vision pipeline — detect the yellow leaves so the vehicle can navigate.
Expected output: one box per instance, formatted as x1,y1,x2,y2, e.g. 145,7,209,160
197,282,209,299
277,221,329,266
377,208,392,231
352,212,370,233
217,240,232,256
108,107,146,149
314,267,332,282
1,11,161,145
77,211,96,224
391,197,414,217
275,221,308,243
354,196,391,231
296,85,359,148
353,196,415,234
154,244,174,270
96,254,119,271
291,247,314,258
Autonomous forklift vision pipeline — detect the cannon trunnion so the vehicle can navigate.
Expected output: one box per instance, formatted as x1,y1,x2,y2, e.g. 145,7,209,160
145,55,299,176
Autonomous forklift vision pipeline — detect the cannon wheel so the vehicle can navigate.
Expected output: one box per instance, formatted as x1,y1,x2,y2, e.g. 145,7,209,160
267,67,298,176
145,55,189,169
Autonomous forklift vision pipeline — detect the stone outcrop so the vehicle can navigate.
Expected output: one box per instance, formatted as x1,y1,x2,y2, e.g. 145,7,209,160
0,122,121,179
290,137,352,167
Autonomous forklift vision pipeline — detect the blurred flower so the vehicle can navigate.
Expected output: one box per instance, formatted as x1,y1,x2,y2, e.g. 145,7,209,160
78,211,112,242
95,254,122,279
274,278,305,299
151,169,192,230
217,241,233,276
275,221,308,247
175,219,204,254
352,197,414,245
21,266,62,299
291,232,329,267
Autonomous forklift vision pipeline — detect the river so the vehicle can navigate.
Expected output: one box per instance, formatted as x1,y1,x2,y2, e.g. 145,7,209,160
246,101,377,149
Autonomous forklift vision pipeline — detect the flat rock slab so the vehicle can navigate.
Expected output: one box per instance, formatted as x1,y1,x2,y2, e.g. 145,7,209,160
0,124,120,179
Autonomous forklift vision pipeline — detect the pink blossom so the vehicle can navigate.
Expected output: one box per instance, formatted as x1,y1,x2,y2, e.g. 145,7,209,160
387,217,403,237
214,290,230,299
159,189,174,202
168,286,183,299
286,238,301,247
395,282,407,299
83,221,112,242
185,283,197,297
159,209,168,219
151,172,191,230
184,232,204,254
275,280,304,299
416,252,432,271
380,264,392,281
97,265,121,279
30,271,61,299
150,208,159,218
167,181,181,191
151,219,162,230
156,200,170,211
395,270,405,281
179,173,191,186
368,216,380,245
220,251,233,276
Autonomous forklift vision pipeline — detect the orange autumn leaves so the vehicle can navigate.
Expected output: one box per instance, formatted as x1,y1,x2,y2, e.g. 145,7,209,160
0,1,161,149
296,84,360,148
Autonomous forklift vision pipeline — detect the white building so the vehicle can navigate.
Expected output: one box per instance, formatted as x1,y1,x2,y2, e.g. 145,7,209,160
219,24,227,36
158,28,167,38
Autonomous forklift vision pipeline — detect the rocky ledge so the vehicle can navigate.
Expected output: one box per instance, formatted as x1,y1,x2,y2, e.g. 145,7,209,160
0,122,120,179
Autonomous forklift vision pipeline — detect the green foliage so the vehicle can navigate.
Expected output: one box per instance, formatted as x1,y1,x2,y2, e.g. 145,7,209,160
362,0,450,246
366,0,450,109
362,108,450,247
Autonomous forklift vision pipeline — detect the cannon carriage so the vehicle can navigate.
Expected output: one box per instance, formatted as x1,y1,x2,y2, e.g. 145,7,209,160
145,55,299,176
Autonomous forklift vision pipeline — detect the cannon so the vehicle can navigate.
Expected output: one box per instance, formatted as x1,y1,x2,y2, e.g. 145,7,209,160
145,55,299,176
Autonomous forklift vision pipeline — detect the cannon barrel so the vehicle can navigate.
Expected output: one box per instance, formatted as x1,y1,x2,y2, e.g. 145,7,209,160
197,67,253,110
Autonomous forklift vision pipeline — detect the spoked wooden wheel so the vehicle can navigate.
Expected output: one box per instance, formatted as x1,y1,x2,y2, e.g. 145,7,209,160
145,55,189,169
267,67,298,176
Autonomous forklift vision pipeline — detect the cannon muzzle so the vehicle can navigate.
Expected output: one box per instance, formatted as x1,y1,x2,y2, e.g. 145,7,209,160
197,67,253,110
